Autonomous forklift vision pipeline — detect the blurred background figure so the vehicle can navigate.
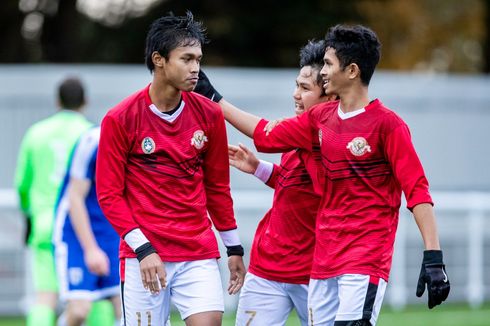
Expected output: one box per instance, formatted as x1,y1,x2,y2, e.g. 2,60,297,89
14,77,115,326
53,126,121,326
15,76,93,326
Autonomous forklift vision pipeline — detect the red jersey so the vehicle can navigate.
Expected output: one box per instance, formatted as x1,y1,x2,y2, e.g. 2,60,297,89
249,149,321,284
96,85,237,261
254,99,432,281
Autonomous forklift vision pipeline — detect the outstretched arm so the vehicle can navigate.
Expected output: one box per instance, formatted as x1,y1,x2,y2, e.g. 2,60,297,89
195,69,313,152
219,99,261,138
194,70,261,138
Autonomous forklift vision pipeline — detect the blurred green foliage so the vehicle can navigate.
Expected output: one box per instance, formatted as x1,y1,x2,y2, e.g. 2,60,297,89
1,0,489,73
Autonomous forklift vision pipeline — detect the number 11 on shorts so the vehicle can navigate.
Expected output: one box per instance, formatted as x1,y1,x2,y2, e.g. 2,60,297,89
136,311,152,326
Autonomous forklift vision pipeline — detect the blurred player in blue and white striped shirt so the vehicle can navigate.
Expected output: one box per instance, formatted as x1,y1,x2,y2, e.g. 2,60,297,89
53,127,121,326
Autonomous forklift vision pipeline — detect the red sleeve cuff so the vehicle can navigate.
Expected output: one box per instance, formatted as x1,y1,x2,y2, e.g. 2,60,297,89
253,119,270,152
407,194,434,211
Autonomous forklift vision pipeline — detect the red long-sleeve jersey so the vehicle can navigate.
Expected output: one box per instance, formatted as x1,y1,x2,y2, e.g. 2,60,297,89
96,85,237,261
254,99,433,281
249,149,321,284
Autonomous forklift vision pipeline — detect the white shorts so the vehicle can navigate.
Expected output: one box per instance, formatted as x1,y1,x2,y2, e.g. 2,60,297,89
121,258,224,326
236,272,309,326
308,274,387,326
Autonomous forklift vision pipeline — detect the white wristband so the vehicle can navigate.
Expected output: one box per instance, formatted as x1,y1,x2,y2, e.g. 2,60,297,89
219,229,241,247
253,160,273,183
124,228,150,251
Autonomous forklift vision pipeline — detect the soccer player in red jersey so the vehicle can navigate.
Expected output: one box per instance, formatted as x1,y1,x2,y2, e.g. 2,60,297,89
96,12,245,326
227,40,336,326
198,25,450,326
254,25,450,325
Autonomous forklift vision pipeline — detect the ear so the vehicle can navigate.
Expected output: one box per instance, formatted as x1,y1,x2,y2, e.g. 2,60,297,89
152,51,165,69
347,63,361,80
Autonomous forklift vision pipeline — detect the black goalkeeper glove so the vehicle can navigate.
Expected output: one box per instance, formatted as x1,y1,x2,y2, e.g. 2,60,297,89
194,70,223,103
416,250,450,309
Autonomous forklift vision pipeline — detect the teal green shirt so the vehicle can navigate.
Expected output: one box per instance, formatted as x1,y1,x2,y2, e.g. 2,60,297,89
15,110,93,246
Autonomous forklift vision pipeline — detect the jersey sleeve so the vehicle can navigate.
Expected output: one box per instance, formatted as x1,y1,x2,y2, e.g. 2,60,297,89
253,112,314,153
69,131,98,181
96,115,138,237
385,124,433,210
202,109,237,231
265,163,281,188
15,131,33,214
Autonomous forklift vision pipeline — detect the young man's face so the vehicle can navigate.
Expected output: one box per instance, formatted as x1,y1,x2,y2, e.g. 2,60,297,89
320,47,350,97
163,45,202,92
292,66,327,115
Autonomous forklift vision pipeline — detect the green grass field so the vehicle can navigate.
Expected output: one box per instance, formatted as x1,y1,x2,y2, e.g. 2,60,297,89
2,304,489,325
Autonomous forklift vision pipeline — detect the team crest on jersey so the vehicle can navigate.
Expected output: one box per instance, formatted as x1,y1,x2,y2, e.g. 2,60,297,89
141,137,155,154
69,267,83,286
346,137,371,156
191,130,208,149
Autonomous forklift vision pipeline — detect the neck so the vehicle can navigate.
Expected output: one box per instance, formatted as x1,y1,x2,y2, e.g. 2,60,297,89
149,77,182,112
338,84,370,113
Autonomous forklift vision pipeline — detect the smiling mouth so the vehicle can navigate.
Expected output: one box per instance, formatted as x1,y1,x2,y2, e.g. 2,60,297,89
294,103,304,114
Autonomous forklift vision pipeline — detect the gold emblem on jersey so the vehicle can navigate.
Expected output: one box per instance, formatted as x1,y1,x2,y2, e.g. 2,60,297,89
141,137,155,154
346,137,371,156
191,130,208,149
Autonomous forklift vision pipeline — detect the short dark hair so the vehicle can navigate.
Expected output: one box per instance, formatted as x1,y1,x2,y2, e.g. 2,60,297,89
145,11,207,72
58,77,85,110
325,25,381,85
299,40,326,86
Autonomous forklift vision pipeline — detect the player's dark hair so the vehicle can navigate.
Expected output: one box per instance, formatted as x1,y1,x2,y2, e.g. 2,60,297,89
145,11,208,72
299,39,326,86
58,77,85,110
325,25,381,85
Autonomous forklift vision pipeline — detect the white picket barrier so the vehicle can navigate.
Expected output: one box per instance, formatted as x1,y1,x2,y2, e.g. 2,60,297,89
1,188,489,315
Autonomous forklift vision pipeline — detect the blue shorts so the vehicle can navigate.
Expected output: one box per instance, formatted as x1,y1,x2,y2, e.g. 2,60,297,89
55,233,120,302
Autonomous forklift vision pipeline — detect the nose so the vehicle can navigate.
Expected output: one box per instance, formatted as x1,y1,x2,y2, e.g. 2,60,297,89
292,86,301,100
191,60,200,73
320,64,327,78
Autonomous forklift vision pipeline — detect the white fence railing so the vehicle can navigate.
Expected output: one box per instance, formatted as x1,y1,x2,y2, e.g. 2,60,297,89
0,189,489,315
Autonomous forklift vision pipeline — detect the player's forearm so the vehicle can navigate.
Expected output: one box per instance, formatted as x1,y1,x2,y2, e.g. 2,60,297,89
219,99,260,138
412,203,441,250
69,195,99,251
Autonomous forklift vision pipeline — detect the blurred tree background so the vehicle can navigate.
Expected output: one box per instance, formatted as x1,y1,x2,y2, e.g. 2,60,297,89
0,0,488,73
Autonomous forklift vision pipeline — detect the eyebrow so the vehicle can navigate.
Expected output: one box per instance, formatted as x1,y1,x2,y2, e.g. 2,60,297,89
181,53,203,60
298,81,312,87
